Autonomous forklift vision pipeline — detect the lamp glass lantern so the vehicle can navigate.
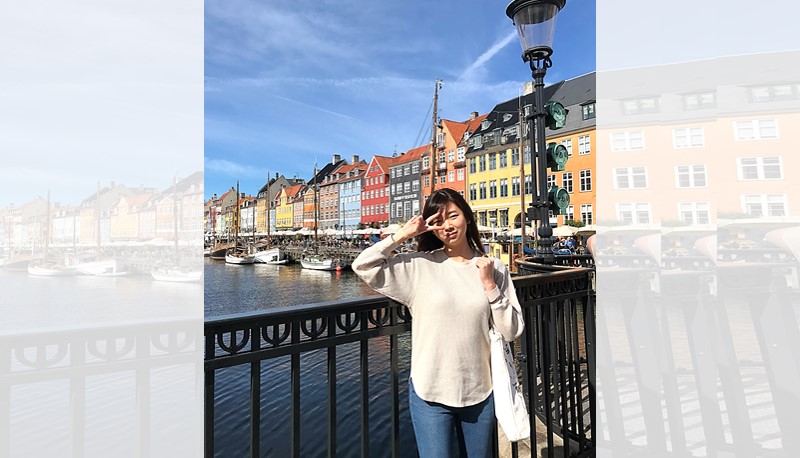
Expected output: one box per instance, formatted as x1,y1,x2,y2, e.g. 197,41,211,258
506,0,565,61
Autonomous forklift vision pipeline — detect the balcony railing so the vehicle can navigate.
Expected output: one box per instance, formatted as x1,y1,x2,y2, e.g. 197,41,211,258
204,269,595,457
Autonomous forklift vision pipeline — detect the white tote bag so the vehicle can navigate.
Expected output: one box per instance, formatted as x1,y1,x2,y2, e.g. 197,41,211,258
489,325,531,442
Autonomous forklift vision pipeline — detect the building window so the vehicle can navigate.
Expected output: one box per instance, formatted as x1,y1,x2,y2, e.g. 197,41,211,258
734,119,779,140
678,202,710,224
473,135,482,148
457,169,464,181
488,153,497,170
579,170,592,192
469,184,477,201
683,91,716,110
622,96,660,115
446,171,453,182
578,135,591,155
617,203,651,224
614,167,647,189
422,156,429,169
610,131,645,151
523,146,531,164
673,127,705,149
580,204,593,225
439,175,445,184
411,163,419,174
457,148,466,162
582,102,596,120
500,209,509,227
561,172,573,193
676,165,707,188
512,177,520,196
742,194,787,217
511,148,520,166
565,205,574,221
479,155,487,172
390,169,396,178
499,151,507,168
547,174,556,188
396,167,403,178
749,84,800,102
524,175,533,195
412,181,420,192
479,182,487,199
737,157,783,180
489,180,497,199
561,139,573,157
424,176,430,187
469,157,477,174
448,150,455,162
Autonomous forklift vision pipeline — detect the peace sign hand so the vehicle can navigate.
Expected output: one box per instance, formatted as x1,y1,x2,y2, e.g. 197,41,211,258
392,212,445,244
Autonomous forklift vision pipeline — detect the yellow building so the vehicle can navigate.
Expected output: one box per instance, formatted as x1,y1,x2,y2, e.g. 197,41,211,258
466,73,596,262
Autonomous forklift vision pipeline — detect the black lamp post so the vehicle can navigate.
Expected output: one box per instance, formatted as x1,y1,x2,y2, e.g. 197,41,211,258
507,0,565,264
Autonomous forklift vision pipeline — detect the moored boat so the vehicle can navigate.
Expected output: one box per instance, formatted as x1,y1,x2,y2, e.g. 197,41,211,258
28,260,76,277
253,247,286,265
300,254,338,271
225,248,255,264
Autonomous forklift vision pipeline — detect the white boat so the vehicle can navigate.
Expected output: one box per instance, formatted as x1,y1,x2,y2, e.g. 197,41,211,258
151,268,203,282
253,247,287,265
28,261,75,277
75,258,128,276
225,248,256,264
300,254,339,271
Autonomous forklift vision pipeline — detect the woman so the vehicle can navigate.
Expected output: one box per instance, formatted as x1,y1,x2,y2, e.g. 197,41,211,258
352,188,524,457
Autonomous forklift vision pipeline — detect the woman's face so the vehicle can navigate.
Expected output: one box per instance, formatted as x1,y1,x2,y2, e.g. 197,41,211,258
432,201,469,250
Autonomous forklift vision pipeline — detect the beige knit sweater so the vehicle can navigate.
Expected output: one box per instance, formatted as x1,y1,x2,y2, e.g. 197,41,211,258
352,235,524,407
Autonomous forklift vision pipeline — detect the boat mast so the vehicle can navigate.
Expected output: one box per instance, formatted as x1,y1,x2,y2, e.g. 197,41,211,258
235,181,240,249
45,190,50,259
313,163,318,249
173,175,179,253
429,79,442,196
266,172,271,248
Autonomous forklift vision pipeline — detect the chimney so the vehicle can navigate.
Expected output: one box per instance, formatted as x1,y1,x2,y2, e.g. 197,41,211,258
470,111,478,120
332,154,341,163
275,172,279,180
352,155,359,163
523,81,534,95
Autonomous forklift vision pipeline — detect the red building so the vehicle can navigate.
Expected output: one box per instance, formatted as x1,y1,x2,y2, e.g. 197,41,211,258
361,155,393,228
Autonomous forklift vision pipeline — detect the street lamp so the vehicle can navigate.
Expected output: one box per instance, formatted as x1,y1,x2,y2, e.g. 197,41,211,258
507,0,565,264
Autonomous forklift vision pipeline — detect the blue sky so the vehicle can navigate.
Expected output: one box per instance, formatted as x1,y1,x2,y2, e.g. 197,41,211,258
204,0,596,199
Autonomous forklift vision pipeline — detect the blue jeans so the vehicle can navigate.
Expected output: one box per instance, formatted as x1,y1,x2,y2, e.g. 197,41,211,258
409,380,495,458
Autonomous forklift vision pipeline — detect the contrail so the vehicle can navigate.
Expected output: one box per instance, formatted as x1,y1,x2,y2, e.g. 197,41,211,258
458,31,517,82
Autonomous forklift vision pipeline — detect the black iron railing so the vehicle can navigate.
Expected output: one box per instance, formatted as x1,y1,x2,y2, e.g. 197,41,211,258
204,269,595,457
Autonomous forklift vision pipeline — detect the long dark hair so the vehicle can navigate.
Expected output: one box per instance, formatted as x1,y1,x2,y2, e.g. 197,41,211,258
417,188,483,253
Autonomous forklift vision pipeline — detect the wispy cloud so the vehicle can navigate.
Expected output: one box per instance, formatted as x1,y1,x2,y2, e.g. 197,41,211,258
204,157,267,178
458,31,518,82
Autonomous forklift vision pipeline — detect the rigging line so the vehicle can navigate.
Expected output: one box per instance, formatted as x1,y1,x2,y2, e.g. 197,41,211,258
412,95,434,151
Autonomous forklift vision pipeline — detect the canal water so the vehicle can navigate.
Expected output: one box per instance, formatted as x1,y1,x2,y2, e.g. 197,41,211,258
204,258,417,457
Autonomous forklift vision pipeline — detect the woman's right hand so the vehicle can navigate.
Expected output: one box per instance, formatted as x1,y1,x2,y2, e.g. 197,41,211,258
393,212,445,244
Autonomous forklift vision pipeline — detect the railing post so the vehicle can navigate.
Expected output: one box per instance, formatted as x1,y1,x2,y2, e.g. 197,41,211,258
250,324,261,458
204,332,215,458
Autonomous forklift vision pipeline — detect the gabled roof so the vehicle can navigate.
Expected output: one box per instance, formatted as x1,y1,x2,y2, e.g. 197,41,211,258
370,155,393,174
442,119,469,147
459,113,489,146
392,144,429,166
309,159,347,185
123,193,154,209
282,184,303,199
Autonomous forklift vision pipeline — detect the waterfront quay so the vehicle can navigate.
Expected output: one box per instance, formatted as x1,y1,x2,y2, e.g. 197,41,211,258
205,264,596,458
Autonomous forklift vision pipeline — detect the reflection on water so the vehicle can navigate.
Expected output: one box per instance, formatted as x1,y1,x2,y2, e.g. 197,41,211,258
204,259,417,456
204,259,376,316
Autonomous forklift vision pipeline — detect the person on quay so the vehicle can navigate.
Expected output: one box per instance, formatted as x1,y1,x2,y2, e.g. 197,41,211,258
352,188,524,457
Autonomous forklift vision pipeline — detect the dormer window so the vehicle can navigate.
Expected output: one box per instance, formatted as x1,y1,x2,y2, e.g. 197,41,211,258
481,119,491,130
503,113,513,122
